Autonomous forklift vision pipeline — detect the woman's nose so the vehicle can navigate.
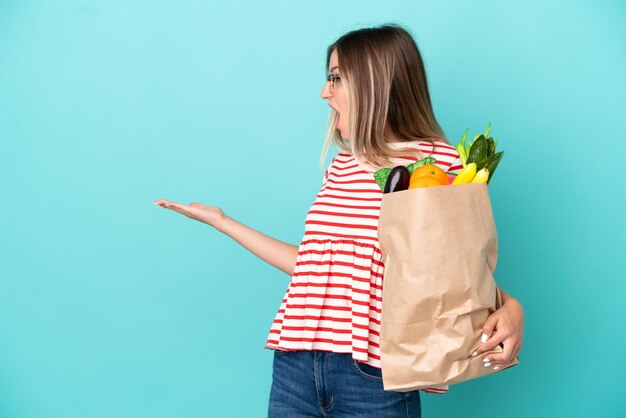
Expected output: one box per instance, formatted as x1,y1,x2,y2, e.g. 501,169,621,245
320,81,332,99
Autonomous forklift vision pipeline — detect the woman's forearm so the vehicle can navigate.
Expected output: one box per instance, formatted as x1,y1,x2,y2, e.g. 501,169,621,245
499,287,521,306
214,214,299,276
499,287,511,304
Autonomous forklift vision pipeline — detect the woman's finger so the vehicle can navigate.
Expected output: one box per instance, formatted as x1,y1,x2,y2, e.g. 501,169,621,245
169,203,193,216
491,351,519,371
155,200,192,216
509,341,521,363
154,199,171,207
491,334,522,368
484,336,516,364
476,327,505,355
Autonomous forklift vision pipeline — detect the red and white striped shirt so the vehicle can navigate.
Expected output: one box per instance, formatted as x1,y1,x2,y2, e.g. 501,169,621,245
265,139,463,394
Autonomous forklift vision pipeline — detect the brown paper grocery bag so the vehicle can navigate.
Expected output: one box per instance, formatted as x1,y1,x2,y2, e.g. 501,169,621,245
377,182,520,392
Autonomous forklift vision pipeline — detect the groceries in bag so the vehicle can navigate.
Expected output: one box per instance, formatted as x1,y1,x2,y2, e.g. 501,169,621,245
376,123,504,192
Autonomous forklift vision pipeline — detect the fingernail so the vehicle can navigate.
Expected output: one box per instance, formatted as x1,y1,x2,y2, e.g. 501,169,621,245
493,366,500,370
481,333,488,343
471,351,478,357
482,358,490,363
484,362,492,368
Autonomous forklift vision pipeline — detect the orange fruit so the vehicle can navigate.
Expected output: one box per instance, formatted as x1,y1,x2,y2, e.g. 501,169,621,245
408,175,447,189
410,164,449,185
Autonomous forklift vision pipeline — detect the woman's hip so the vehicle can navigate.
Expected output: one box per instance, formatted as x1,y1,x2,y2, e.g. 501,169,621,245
269,349,421,418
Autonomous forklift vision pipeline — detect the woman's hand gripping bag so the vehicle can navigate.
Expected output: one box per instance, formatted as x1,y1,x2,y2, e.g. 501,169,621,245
376,182,520,392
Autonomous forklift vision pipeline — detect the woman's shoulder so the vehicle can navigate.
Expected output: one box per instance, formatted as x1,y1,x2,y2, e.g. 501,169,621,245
330,139,460,173
388,139,460,172
323,151,355,177
388,139,458,157
387,138,457,151
431,138,458,152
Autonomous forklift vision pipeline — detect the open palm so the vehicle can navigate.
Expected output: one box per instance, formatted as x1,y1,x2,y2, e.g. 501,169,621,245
154,199,224,227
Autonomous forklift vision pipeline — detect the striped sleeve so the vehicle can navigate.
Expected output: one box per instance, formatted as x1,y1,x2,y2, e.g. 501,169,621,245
322,154,338,185
446,154,464,176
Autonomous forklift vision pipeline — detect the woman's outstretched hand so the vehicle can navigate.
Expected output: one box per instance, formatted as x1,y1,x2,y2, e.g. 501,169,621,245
472,296,524,371
154,199,225,228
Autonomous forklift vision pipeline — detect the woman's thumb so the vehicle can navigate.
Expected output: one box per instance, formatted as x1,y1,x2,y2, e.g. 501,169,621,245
481,315,498,342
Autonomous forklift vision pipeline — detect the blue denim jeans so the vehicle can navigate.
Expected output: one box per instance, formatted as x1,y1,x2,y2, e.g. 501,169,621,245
268,349,421,418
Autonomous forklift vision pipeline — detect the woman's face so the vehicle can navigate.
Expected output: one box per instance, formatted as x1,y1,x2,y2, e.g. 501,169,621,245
320,49,349,139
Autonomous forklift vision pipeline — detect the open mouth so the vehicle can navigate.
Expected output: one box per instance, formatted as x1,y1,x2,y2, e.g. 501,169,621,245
329,104,340,127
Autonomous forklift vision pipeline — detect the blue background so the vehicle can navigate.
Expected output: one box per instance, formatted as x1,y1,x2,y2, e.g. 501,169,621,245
1,1,625,417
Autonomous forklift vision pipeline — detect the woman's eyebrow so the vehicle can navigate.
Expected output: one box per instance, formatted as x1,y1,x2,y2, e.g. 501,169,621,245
329,66,340,72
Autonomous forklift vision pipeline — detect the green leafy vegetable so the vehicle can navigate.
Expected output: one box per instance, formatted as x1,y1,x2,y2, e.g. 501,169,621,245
374,168,392,190
474,122,492,140
456,122,494,167
453,122,504,184
455,128,470,166
467,135,488,164
487,136,495,157
406,156,436,174
476,151,504,184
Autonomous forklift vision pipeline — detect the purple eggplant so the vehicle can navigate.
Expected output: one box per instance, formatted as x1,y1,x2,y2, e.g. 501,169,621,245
383,165,410,193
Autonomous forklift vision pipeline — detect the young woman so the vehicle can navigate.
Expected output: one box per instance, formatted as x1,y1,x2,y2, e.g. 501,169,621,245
155,23,524,418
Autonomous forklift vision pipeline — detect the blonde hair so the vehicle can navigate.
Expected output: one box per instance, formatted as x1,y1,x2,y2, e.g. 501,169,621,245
320,23,450,172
